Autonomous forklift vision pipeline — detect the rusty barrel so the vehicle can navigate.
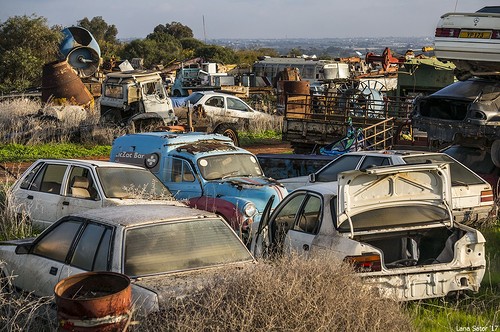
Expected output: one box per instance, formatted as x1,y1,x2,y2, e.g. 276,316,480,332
282,80,311,118
41,60,94,107
54,271,132,331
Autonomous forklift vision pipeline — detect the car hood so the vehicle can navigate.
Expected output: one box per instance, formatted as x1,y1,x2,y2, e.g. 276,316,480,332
203,177,287,209
104,198,186,207
336,163,453,232
132,262,254,308
278,176,309,191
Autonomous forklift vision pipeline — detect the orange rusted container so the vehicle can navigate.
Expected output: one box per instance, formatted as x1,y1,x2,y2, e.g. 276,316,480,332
283,80,311,118
54,271,132,331
41,60,94,108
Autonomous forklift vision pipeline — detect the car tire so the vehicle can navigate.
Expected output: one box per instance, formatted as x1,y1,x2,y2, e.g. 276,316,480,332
491,139,500,168
214,124,239,146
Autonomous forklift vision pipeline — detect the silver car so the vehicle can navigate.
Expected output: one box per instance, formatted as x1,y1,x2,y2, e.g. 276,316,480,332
279,150,495,225
0,204,255,314
8,159,182,229
254,164,486,300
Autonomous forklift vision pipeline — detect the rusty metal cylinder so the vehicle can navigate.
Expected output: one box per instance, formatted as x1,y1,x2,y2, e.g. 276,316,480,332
282,80,311,117
282,80,310,95
41,60,94,107
54,271,132,331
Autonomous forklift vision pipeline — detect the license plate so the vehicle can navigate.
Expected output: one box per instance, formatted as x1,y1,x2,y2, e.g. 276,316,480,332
459,30,492,39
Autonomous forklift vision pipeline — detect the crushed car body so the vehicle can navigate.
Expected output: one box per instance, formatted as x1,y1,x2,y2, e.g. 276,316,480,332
253,163,486,301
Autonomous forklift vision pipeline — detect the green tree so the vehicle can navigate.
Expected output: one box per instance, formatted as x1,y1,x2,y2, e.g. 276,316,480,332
152,22,193,39
0,15,61,93
77,16,117,44
77,16,120,61
120,38,182,68
195,45,236,64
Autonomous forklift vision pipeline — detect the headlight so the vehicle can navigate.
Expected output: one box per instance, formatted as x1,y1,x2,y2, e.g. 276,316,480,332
243,202,257,217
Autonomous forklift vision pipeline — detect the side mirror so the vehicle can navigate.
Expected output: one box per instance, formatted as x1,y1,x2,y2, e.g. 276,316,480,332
308,173,316,183
15,243,32,255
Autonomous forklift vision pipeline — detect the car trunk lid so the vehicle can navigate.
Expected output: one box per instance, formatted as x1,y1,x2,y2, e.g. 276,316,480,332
336,163,453,236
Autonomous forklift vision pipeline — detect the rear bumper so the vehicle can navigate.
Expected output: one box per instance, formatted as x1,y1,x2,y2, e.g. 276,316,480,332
453,205,495,225
364,266,485,301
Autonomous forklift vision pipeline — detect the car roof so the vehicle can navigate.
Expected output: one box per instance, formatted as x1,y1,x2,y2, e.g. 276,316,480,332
35,159,146,169
69,204,220,227
344,150,444,157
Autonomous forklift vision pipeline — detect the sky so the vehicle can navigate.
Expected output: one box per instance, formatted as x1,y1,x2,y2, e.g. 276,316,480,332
0,0,498,40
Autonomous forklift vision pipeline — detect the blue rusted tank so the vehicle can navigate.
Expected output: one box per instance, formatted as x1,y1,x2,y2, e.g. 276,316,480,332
59,26,101,78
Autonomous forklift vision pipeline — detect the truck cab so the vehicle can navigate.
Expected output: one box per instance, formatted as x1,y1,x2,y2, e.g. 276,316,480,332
110,132,288,242
100,70,177,131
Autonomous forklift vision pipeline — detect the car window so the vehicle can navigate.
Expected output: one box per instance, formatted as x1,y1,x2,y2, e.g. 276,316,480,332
71,223,113,271
271,193,306,240
205,96,224,108
20,162,44,189
30,164,67,194
359,156,391,169
198,154,263,180
293,195,322,234
444,146,498,175
170,158,196,182
403,154,485,185
185,92,204,104
316,155,363,182
124,218,252,276
97,167,172,199
66,166,99,200
227,97,250,112
32,220,83,262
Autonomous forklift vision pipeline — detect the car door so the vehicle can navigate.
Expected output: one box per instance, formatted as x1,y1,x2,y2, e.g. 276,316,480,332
59,166,102,219
163,157,203,199
202,96,226,121
284,194,322,256
13,219,85,296
225,96,253,121
12,162,69,229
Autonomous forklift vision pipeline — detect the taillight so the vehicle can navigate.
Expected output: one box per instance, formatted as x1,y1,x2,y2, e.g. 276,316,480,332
480,190,494,203
492,30,500,39
435,28,460,37
344,253,382,272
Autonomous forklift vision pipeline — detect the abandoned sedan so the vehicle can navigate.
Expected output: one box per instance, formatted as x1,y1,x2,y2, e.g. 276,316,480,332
253,164,486,301
8,159,180,229
0,204,255,314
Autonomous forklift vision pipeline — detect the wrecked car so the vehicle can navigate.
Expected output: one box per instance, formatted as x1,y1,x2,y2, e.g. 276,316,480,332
100,70,177,131
0,204,255,315
8,159,181,229
253,163,486,301
279,150,495,225
110,132,288,240
176,91,275,146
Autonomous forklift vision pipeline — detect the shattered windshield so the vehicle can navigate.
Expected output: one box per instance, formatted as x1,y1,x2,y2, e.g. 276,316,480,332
97,167,172,199
124,218,253,276
197,153,263,180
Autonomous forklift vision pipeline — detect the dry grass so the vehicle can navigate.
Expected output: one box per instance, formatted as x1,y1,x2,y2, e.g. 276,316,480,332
0,272,56,332
136,254,413,332
0,98,122,146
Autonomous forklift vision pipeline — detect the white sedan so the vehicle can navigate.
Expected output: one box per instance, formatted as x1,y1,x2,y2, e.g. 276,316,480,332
8,159,183,229
434,6,500,79
254,163,486,301
0,204,255,314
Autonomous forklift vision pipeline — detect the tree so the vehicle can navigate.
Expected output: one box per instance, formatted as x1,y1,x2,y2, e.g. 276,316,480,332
0,15,61,93
120,38,182,68
153,22,193,39
77,16,117,44
77,16,120,61
195,45,236,64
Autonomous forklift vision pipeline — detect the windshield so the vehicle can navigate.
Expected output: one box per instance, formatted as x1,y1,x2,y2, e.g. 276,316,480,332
198,153,263,180
97,167,172,199
402,154,485,186
124,218,253,276
185,92,204,104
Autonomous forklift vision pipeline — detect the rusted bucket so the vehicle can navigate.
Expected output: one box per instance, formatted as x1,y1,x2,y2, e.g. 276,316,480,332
41,60,94,108
54,272,132,331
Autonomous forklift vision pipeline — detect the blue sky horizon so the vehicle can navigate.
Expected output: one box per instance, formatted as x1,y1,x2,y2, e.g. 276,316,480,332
1,0,498,40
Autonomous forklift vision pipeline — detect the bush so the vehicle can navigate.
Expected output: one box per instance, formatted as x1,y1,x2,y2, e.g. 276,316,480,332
136,254,413,331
